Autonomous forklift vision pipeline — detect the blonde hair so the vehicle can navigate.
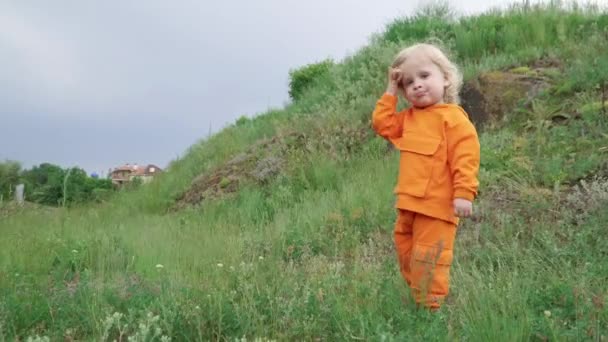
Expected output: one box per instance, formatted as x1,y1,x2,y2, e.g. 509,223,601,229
391,43,462,104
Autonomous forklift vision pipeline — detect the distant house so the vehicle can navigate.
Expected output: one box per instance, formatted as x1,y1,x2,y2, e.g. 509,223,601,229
110,163,162,186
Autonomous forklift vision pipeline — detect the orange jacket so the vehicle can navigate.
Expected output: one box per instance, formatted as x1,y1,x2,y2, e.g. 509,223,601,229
372,93,480,224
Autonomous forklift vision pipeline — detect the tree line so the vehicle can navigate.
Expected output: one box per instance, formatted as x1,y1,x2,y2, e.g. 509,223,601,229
0,161,114,206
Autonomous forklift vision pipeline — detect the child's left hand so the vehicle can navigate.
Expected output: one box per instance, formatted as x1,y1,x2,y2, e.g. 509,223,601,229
453,198,473,217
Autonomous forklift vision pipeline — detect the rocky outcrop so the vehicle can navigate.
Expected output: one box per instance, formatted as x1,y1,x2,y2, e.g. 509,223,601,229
461,59,560,128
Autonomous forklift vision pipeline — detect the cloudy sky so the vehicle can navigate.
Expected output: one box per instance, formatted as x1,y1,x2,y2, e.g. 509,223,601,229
1,0,521,175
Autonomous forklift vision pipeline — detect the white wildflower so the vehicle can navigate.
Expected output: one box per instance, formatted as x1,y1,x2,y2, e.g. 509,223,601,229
26,336,50,342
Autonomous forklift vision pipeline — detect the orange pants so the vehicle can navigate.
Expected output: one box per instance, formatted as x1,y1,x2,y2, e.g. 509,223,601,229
394,209,456,309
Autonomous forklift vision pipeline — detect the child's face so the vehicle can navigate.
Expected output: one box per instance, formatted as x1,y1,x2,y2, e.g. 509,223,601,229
399,53,449,108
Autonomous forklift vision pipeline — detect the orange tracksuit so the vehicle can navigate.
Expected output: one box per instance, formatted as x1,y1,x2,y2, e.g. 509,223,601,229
372,93,480,309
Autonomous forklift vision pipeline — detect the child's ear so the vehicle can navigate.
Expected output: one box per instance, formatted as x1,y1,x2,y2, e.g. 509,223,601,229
444,76,451,88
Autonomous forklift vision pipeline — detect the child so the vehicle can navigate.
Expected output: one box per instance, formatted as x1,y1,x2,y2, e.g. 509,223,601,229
371,43,480,310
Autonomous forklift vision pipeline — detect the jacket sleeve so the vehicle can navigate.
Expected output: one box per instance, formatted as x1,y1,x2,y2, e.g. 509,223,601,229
446,118,480,201
371,93,405,140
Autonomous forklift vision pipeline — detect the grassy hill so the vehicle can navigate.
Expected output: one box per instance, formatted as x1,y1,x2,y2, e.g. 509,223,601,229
1,2,607,340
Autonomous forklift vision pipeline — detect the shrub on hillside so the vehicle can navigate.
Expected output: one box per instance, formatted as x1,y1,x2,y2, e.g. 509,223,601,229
288,59,334,102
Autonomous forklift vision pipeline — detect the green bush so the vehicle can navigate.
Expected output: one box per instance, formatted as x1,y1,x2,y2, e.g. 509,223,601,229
288,59,334,101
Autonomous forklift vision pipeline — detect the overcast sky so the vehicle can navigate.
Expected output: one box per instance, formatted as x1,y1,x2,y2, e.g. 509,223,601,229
1,0,524,175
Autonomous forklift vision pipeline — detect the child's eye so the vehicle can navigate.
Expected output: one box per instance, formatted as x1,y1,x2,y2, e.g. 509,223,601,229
404,79,413,85
421,73,429,79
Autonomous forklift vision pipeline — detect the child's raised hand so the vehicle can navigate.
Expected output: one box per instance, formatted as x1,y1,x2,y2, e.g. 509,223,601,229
386,67,403,96
453,198,473,217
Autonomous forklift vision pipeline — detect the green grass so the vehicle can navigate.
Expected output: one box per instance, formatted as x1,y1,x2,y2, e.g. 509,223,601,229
1,1,608,340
